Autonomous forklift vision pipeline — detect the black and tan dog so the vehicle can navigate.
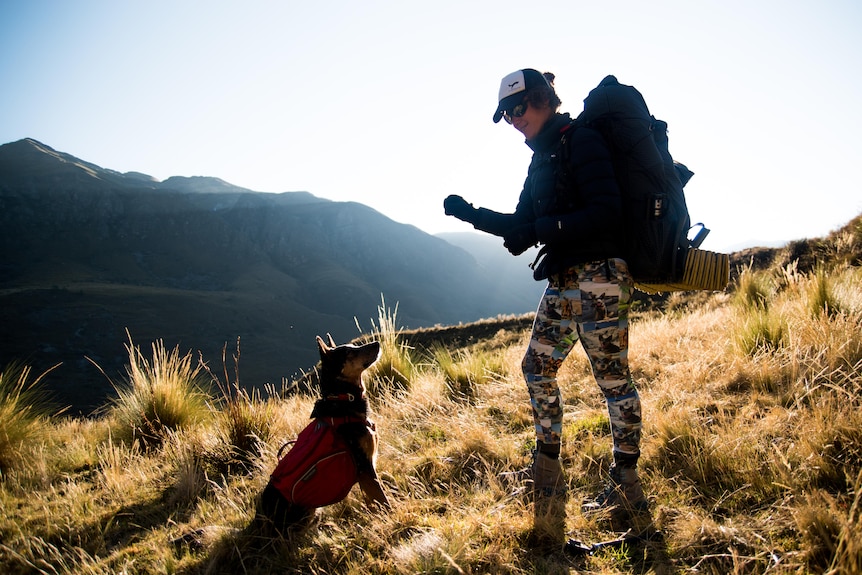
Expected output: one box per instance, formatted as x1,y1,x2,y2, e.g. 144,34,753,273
257,335,389,530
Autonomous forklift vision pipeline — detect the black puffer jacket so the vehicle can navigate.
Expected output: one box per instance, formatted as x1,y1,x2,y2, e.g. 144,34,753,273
473,112,623,280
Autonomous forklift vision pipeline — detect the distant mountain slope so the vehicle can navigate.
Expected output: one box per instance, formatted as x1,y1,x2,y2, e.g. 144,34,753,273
435,231,544,311
0,139,538,412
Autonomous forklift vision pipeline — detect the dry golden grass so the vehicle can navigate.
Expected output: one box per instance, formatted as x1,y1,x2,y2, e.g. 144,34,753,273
2,264,862,574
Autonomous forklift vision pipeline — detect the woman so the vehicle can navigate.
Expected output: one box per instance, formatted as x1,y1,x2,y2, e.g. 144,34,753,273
443,69,647,523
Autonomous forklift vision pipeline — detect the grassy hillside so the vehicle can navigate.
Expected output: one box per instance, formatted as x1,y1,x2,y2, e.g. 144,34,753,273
1,218,861,574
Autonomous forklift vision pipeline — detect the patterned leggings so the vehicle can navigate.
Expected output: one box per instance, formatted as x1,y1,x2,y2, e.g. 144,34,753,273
521,259,641,461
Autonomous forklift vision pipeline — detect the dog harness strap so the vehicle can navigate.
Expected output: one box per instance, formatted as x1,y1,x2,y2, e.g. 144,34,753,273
324,393,360,402
322,415,368,427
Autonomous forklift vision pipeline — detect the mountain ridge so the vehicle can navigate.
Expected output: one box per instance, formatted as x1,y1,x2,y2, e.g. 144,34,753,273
0,138,538,412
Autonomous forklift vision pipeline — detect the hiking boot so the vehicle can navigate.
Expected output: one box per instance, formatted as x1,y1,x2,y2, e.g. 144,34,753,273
582,464,648,519
531,451,567,548
532,451,566,498
498,450,566,498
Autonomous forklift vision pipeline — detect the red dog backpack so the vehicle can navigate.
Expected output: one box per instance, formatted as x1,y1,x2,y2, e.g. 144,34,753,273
268,418,358,508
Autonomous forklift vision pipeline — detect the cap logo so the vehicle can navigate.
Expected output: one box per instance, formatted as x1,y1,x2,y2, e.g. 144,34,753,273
498,70,527,102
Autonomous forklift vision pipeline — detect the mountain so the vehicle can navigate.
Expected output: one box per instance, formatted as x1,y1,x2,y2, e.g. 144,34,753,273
435,232,545,311
0,139,538,413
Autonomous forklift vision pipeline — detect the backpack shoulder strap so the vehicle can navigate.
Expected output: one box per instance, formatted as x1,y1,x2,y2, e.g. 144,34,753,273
556,119,577,168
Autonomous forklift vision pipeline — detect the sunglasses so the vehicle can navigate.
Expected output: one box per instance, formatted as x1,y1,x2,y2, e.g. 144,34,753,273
502,100,528,124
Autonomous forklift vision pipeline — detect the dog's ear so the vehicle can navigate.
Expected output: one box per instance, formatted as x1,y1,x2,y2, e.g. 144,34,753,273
327,333,337,348
316,335,330,357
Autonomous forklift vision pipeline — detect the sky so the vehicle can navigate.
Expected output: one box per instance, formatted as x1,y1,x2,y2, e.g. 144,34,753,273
1,0,860,254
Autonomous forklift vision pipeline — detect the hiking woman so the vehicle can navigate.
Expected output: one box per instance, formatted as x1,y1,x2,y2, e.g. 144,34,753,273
443,69,646,523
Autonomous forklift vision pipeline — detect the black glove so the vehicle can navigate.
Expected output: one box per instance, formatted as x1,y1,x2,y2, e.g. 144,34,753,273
503,224,537,256
443,195,478,224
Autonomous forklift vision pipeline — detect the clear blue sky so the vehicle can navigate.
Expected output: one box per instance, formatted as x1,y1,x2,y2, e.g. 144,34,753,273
2,0,860,253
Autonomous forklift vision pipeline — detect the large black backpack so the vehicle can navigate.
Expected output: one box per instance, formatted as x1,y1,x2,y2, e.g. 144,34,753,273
568,75,724,291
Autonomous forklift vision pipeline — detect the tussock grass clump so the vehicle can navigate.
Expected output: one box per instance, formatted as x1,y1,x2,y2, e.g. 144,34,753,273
200,339,289,474
806,268,843,317
0,363,55,474
431,343,508,403
361,297,418,394
734,263,776,311
736,308,788,356
208,387,286,475
107,333,211,447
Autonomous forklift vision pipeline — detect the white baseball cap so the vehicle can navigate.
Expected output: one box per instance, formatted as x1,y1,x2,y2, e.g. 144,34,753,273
493,68,551,123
